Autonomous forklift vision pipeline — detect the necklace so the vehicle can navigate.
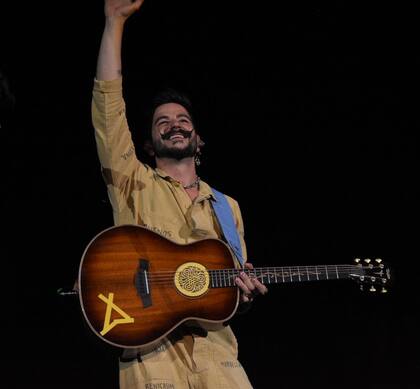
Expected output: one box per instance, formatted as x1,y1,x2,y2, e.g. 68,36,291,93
183,176,200,190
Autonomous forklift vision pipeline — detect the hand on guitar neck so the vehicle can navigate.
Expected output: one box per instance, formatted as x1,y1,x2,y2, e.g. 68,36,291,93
235,262,268,303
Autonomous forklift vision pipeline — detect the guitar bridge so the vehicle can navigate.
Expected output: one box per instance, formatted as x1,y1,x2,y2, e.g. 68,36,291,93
135,259,152,308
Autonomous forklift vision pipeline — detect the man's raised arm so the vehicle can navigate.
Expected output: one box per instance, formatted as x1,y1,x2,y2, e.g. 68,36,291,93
96,0,144,80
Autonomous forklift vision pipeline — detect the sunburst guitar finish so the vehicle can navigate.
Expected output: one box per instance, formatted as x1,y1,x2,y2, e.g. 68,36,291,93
78,225,239,349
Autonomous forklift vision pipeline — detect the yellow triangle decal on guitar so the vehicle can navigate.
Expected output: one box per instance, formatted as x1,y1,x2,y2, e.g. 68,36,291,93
98,293,135,336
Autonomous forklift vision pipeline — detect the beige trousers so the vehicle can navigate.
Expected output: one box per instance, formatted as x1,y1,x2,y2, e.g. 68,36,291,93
119,328,253,389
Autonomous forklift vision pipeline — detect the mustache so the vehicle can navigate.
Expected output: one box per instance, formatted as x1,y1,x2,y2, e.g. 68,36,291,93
161,127,193,140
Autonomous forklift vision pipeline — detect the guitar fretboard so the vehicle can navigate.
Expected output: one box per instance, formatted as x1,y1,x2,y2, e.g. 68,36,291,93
208,265,364,288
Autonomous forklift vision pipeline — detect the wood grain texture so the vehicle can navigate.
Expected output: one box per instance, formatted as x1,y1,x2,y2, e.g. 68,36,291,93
79,225,239,348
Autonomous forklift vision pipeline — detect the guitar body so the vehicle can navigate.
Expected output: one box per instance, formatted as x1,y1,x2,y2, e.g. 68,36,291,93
79,225,239,349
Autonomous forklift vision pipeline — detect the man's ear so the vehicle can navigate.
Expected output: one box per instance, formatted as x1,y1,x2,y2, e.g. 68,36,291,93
197,135,205,152
143,139,155,156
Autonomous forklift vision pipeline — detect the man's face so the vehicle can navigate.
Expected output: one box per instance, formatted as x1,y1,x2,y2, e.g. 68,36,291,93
151,103,198,160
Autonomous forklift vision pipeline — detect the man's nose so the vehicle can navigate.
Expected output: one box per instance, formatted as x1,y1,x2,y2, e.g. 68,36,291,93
163,118,177,130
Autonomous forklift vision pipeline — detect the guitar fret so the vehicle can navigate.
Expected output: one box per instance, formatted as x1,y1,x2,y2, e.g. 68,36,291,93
297,266,301,282
306,266,310,281
325,265,329,280
289,267,293,282
335,265,339,279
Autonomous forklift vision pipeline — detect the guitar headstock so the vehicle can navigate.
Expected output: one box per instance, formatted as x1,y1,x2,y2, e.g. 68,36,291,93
351,258,392,293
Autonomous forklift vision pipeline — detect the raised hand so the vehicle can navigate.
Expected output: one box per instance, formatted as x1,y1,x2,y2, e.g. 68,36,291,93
104,0,145,20
96,0,145,80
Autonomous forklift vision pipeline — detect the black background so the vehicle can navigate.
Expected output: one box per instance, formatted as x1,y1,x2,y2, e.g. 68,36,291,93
2,0,419,388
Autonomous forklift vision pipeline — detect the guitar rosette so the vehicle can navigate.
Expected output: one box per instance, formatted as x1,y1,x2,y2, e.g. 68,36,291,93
174,262,210,297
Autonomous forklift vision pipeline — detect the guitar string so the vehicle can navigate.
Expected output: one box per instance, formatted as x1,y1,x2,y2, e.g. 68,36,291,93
145,266,368,277
144,265,367,275
145,271,369,283
146,273,364,281
145,264,364,270
146,276,375,285
146,269,368,279
146,274,365,282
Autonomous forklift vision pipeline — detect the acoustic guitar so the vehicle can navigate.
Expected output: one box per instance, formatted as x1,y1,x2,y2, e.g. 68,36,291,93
78,224,391,349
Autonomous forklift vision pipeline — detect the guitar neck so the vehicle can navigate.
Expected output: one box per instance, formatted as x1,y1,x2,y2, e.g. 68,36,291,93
209,265,362,288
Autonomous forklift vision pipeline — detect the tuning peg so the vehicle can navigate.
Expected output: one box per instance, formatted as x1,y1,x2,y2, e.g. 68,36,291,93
381,287,387,293
354,258,361,263
364,258,371,264
375,258,382,263
369,286,376,292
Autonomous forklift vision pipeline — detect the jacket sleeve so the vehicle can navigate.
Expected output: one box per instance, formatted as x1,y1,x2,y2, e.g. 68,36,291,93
91,78,146,212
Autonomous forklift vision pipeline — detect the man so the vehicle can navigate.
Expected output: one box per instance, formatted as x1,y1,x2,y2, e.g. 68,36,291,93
92,0,267,387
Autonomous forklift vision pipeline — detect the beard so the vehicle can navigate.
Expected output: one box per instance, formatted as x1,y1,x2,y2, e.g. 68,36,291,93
152,136,198,160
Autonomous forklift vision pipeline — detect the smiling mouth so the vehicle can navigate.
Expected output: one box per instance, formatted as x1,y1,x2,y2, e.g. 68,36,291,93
169,134,185,140
161,128,192,141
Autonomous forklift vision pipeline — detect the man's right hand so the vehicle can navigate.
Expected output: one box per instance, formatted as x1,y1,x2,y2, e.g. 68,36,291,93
104,0,145,21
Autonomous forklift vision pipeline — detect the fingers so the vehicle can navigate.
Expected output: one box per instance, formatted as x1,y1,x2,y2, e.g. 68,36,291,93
235,264,268,303
235,277,252,297
131,0,144,11
105,0,145,19
243,263,268,295
121,0,144,18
